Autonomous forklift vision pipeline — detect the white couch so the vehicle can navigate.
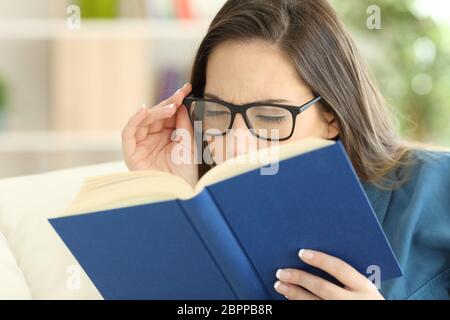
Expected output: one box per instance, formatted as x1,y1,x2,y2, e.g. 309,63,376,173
0,161,128,299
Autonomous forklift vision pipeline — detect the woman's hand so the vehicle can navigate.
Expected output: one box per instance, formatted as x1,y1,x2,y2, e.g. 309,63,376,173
274,249,385,300
122,83,199,187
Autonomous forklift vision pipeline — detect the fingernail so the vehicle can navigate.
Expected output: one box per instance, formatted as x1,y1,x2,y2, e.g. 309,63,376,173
276,269,292,281
299,249,314,260
176,83,191,93
138,104,146,111
274,281,289,294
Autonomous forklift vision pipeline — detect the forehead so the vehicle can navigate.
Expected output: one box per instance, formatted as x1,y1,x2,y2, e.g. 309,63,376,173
205,40,309,104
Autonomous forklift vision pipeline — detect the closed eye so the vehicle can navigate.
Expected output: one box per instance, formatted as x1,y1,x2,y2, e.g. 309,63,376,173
255,115,288,123
206,110,230,117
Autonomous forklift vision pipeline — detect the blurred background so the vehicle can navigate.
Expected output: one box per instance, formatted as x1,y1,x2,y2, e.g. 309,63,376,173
0,0,448,178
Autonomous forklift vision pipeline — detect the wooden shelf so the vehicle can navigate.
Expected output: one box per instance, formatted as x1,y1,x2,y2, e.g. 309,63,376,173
0,18,211,40
0,131,122,152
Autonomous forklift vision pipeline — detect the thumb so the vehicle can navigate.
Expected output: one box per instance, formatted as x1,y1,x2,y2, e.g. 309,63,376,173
174,104,202,162
175,103,193,135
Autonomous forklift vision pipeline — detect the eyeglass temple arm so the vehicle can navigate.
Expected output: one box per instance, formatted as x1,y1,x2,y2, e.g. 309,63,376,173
299,96,322,113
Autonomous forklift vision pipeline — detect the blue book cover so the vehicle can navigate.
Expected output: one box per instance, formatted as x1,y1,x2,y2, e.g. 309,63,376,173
49,139,402,300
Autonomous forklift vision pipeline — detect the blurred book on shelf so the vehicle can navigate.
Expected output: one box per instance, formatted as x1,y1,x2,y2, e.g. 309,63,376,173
50,37,150,131
145,0,224,19
119,0,147,18
155,67,189,103
72,0,225,20
76,0,120,19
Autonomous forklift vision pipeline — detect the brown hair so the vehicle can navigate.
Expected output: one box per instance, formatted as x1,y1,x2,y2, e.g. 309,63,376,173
190,0,414,189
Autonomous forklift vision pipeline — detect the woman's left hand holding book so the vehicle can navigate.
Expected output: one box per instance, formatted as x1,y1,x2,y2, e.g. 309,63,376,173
275,249,385,300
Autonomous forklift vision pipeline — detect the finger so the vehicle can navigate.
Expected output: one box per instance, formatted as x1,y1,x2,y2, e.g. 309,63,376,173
176,96,194,132
122,103,177,157
141,83,192,129
159,82,193,110
143,84,192,132
155,83,193,130
274,281,321,300
276,268,349,300
135,104,152,142
298,249,370,290
122,105,148,140
135,123,149,143
137,102,178,138
173,101,196,146
122,105,152,158
146,83,194,136
132,103,177,135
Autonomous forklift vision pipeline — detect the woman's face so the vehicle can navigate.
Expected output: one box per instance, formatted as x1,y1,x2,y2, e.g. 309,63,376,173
204,40,339,164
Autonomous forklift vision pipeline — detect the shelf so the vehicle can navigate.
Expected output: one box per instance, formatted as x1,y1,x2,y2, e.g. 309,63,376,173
0,131,122,152
0,18,211,40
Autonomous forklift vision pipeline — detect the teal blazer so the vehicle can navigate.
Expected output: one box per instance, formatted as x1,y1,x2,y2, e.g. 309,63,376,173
362,150,450,300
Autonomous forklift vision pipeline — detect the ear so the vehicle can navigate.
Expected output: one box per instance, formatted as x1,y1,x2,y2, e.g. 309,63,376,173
323,112,340,140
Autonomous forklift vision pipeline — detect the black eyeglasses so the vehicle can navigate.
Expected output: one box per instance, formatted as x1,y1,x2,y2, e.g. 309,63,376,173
183,95,322,141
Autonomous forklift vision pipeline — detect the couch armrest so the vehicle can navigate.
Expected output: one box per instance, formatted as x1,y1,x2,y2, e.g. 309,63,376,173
0,161,128,299
0,231,32,299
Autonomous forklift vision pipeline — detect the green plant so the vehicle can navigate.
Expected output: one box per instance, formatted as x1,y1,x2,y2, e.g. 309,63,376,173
331,0,450,146
76,0,119,19
0,77,6,113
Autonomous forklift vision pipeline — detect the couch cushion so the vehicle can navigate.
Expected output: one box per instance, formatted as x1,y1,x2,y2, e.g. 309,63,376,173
0,231,32,299
0,161,128,299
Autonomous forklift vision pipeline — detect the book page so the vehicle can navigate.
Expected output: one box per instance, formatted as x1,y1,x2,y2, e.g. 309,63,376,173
63,170,194,216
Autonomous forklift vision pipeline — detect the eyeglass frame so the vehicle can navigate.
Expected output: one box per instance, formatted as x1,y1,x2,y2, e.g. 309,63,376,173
183,95,323,141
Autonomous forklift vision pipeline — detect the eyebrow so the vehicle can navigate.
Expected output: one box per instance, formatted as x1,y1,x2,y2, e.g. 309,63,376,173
204,93,291,105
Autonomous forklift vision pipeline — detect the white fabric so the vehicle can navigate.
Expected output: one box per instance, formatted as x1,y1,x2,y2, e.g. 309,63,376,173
0,161,128,299
0,231,32,299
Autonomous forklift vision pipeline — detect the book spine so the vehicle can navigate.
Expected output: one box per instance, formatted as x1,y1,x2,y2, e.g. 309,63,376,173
174,0,192,19
178,190,270,300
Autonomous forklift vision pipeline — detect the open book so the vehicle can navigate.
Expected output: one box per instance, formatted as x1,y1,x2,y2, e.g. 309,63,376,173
50,138,402,300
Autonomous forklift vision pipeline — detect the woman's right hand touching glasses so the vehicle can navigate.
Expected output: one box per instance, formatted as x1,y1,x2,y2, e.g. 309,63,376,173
121,83,199,187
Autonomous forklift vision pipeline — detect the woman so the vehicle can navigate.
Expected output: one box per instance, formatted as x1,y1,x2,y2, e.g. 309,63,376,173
121,0,450,300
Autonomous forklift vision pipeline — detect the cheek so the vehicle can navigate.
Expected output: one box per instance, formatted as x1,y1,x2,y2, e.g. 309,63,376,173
290,109,327,140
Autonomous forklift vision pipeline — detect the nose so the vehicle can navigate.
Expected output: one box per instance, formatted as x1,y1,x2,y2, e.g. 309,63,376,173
228,114,258,158
231,114,248,132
